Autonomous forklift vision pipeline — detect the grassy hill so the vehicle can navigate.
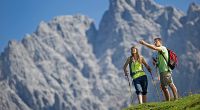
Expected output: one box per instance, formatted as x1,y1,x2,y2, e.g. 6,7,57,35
124,94,200,110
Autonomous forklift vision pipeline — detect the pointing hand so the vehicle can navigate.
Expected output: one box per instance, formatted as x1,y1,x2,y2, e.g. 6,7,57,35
139,40,145,45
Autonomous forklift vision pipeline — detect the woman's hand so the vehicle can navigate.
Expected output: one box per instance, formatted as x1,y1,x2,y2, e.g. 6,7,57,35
124,69,128,76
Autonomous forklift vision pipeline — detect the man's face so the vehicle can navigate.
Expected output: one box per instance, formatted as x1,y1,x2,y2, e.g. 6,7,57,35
154,39,161,47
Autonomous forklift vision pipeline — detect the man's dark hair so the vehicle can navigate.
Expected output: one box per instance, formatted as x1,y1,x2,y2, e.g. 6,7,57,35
154,37,162,43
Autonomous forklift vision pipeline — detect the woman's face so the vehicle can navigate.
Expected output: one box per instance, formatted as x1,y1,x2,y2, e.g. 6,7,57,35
131,48,137,54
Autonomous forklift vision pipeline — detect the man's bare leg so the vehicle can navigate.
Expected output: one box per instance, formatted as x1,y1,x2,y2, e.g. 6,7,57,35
169,83,178,100
162,88,170,101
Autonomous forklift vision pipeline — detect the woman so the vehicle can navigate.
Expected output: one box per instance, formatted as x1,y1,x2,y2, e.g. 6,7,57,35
123,46,152,104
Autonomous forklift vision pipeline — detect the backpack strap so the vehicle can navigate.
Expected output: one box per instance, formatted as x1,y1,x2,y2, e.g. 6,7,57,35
159,51,170,72
159,51,168,64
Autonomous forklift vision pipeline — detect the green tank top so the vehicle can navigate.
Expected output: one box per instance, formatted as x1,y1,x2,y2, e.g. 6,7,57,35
130,59,146,79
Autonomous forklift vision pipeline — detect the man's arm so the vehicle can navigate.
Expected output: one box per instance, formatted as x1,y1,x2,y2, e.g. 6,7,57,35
139,40,162,52
142,57,152,73
152,57,158,67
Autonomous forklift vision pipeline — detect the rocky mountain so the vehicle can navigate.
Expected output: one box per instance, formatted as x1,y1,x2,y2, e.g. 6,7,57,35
168,2,200,95
0,0,200,110
93,0,200,97
0,15,119,110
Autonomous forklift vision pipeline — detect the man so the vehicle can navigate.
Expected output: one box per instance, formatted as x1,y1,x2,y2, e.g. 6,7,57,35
139,37,178,101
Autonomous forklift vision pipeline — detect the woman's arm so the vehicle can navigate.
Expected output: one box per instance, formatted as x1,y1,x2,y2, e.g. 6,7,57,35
123,57,130,76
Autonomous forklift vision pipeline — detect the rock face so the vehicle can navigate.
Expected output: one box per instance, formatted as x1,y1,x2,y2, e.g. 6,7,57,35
168,3,200,94
0,15,129,110
0,0,200,110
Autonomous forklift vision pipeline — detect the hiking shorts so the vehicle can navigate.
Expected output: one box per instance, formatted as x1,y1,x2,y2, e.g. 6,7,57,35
132,75,148,95
160,72,174,89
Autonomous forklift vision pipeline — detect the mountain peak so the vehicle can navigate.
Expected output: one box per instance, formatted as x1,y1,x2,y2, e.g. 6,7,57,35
187,2,200,21
188,2,200,12
35,15,94,37
108,0,162,12
134,0,162,12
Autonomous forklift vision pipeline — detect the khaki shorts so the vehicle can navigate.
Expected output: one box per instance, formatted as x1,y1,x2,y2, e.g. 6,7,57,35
160,72,174,89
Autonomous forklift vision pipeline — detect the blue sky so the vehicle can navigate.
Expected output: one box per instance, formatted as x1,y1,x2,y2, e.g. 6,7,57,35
0,0,200,52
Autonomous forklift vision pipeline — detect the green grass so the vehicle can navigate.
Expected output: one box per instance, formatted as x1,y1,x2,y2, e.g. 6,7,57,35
124,94,200,110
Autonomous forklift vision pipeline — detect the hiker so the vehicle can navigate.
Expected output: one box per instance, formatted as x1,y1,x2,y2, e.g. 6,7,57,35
123,46,152,104
139,37,178,101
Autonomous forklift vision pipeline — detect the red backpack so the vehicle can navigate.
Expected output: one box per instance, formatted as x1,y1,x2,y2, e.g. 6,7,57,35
160,49,178,70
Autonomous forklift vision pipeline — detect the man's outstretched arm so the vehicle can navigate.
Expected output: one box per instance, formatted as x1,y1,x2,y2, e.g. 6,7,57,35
139,40,162,52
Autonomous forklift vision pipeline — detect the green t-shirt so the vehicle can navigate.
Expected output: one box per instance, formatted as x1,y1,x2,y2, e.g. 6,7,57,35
157,46,171,74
